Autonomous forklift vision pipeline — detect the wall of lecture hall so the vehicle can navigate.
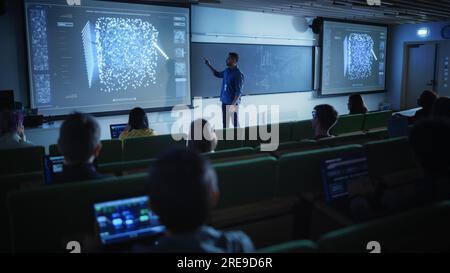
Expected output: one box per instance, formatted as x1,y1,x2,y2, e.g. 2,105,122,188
0,0,28,105
0,3,388,148
387,19,450,110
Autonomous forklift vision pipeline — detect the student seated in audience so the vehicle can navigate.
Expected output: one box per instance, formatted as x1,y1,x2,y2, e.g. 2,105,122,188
0,110,33,149
432,97,450,119
348,94,368,115
145,149,254,253
187,119,217,153
119,107,155,140
409,118,450,203
414,90,437,122
311,104,338,140
57,112,106,184
351,119,450,216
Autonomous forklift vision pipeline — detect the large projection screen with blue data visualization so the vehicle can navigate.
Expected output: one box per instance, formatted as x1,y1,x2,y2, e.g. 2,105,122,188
321,21,387,96
24,0,190,116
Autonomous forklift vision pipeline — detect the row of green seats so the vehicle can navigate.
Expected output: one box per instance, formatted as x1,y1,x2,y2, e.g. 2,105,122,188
270,128,389,157
278,137,416,197
5,136,416,252
7,174,148,252
0,146,45,176
258,201,450,253
0,111,392,177
49,133,187,163
5,155,279,252
331,110,394,136
41,110,393,169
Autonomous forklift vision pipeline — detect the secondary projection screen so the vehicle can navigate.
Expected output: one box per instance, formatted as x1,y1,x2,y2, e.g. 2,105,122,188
24,0,190,116
321,20,387,96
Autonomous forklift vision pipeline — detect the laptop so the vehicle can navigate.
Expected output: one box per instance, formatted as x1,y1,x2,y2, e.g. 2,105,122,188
387,116,410,138
321,155,370,204
43,155,65,185
94,196,165,246
43,155,99,184
109,124,127,139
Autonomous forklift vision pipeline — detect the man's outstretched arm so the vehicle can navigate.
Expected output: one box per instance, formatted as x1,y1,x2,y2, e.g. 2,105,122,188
204,58,223,78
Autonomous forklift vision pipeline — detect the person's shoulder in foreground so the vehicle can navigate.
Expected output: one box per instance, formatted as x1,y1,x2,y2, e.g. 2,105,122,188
150,226,254,253
137,148,254,253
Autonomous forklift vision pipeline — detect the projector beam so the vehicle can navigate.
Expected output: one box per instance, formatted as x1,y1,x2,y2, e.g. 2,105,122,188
153,42,169,60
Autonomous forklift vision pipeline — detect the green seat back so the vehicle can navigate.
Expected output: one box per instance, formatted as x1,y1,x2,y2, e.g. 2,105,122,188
0,178,40,253
277,122,294,143
7,174,148,252
215,128,244,151
364,110,393,131
367,128,389,140
278,145,364,197
213,157,278,209
257,240,318,253
318,201,450,252
331,114,365,136
291,120,314,141
97,139,123,164
0,146,45,175
98,159,156,174
243,126,260,147
242,123,293,148
204,147,255,161
365,137,416,178
50,140,123,164
123,134,186,161
318,132,381,147
273,140,323,156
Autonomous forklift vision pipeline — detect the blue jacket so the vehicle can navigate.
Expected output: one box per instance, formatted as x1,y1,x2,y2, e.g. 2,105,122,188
215,67,244,105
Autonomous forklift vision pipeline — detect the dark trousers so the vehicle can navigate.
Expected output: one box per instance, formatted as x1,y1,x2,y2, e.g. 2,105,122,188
222,103,239,128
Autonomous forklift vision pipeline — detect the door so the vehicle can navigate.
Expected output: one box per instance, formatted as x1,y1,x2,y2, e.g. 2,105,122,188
405,43,437,109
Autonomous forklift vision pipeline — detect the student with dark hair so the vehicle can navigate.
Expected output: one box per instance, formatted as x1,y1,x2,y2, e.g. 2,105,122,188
410,119,450,185
204,52,244,128
146,149,254,253
380,119,450,211
348,94,368,115
57,112,105,184
311,104,338,140
119,107,155,139
432,97,450,119
187,119,217,153
0,110,33,149
414,90,438,121
348,119,450,217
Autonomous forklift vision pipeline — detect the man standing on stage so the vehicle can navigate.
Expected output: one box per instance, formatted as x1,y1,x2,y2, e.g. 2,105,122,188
205,52,244,128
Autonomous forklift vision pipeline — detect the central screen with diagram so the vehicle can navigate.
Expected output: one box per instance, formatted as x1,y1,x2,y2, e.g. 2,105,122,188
24,0,191,115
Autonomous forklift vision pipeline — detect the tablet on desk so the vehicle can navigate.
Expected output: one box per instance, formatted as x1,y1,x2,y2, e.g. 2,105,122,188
94,196,165,246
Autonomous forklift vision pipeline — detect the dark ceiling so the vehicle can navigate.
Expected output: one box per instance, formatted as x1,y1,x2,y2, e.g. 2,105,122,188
143,0,450,24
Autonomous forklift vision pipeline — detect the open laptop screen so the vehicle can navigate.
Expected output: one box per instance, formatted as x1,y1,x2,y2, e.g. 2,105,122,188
321,155,369,202
94,196,165,245
109,124,127,139
43,155,65,185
